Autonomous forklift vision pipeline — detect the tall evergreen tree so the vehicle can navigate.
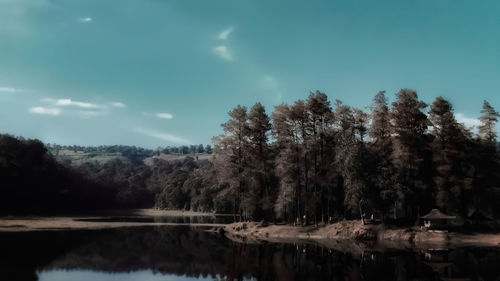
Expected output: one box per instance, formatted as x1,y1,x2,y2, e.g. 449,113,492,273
272,104,302,221
248,102,273,219
429,97,470,214
391,89,431,219
473,100,500,216
333,100,365,217
478,100,500,145
213,105,251,220
368,91,398,221
305,91,334,223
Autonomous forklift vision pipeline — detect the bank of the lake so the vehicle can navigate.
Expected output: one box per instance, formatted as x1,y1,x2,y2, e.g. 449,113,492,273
223,221,500,248
0,209,227,232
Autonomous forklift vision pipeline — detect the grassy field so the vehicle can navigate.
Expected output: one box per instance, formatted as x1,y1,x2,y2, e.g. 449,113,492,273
149,153,213,161
54,148,213,166
55,149,124,165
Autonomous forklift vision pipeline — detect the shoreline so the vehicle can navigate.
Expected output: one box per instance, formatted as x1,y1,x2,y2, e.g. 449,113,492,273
1,211,499,250
222,221,500,249
0,209,226,232
0,216,227,232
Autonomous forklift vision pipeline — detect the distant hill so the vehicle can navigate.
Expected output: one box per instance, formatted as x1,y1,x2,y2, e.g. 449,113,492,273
145,153,213,165
47,144,213,166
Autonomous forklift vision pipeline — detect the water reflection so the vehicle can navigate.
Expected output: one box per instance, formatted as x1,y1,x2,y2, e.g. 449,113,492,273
0,226,498,281
38,269,213,281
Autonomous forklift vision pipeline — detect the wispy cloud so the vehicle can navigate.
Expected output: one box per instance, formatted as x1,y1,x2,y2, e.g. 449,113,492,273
32,97,123,118
156,113,173,119
29,106,61,116
133,128,190,144
111,102,126,108
78,17,92,23
218,27,234,40
214,45,233,61
456,113,481,128
0,87,21,93
42,98,101,109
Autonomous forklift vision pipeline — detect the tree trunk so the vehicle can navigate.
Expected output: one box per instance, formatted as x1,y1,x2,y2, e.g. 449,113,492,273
359,199,365,225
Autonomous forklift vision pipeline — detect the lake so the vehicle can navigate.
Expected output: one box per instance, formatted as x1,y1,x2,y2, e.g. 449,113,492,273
1,225,499,281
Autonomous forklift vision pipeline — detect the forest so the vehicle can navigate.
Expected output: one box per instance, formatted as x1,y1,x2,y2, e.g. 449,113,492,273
1,89,499,225
0,135,222,214
213,90,500,224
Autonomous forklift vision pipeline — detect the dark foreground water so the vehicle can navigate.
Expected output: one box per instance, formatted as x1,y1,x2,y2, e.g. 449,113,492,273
0,226,499,281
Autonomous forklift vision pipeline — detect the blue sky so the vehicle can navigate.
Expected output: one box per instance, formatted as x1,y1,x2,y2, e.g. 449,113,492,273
1,0,499,148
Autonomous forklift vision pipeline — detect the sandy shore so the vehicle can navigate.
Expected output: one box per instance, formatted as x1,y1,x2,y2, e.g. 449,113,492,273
0,217,219,232
0,209,224,232
223,221,500,248
101,209,218,217
3,211,499,249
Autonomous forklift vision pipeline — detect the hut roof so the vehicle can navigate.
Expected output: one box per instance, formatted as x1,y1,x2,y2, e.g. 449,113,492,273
421,209,456,220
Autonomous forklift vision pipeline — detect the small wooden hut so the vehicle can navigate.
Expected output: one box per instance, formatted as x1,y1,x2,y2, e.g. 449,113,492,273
421,209,456,231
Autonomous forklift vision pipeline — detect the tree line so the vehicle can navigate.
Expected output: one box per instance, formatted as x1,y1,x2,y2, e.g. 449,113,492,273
161,144,213,155
47,143,213,160
0,135,224,214
213,89,500,224
1,88,499,224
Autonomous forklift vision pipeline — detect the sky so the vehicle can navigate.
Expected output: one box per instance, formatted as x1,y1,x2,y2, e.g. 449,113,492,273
1,0,500,148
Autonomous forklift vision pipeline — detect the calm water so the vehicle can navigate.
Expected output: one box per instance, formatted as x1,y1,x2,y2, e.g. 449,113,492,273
1,226,499,281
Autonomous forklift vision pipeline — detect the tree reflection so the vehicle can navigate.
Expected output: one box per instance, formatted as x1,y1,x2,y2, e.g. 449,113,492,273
0,227,498,281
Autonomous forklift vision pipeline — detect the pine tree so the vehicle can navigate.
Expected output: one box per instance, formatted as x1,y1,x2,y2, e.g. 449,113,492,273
248,102,273,219
368,91,398,221
391,89,431,219
305,91,334,223
333,100,365,217
473,100,500,216
272,104,301,221
213,105,251,220
478,100,500,145
429,97,470,214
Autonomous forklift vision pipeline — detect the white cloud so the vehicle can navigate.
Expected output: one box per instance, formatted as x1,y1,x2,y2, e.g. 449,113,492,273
214,45,233,61
456,113,481,128
42,98,100,109
133,128,190,144
29,106,61,116
34,97,117,118
265,76,274,82
156,113,173,119
111,102,126,108
78,17,92,23
0,87,21,93
218,26,234,40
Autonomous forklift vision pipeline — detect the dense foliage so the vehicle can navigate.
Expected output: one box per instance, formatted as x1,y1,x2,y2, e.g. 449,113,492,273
1,89,499,224
0,135,219,214
214,90,500,224
0,135,114,213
